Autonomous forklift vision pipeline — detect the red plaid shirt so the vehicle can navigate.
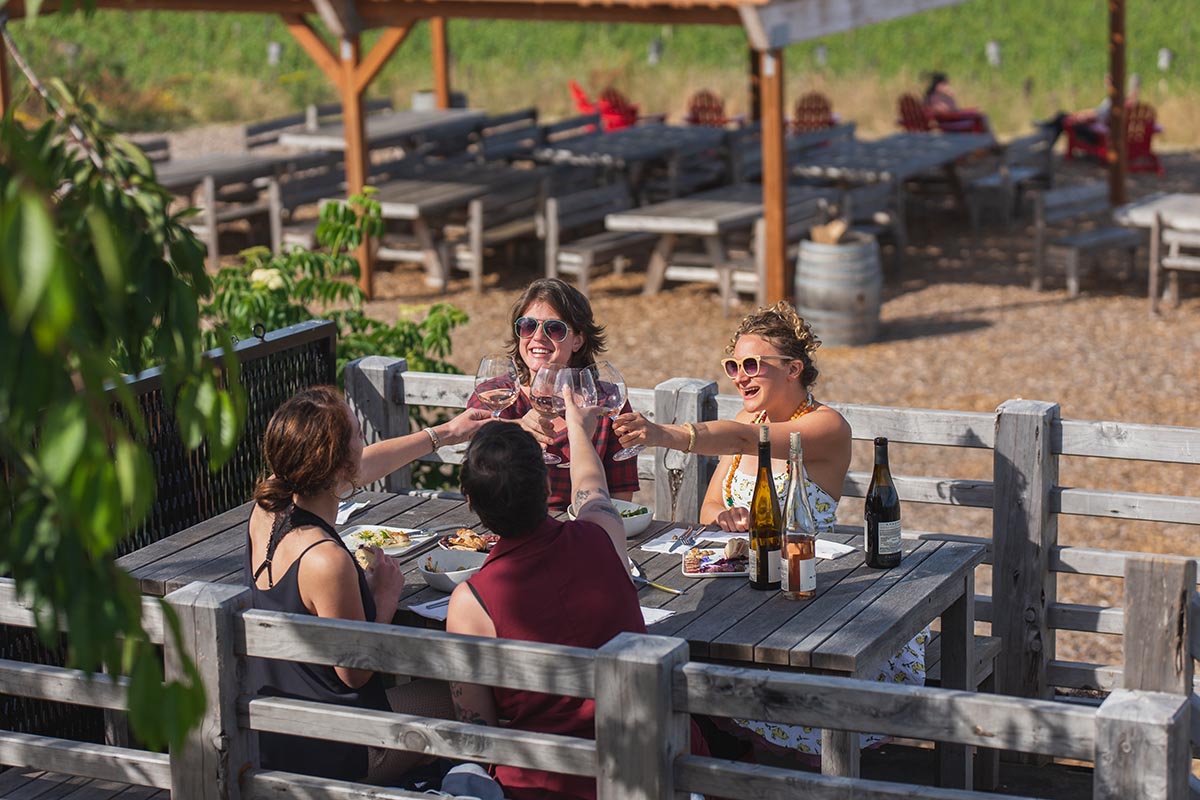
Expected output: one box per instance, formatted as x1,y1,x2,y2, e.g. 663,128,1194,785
468,382,640,508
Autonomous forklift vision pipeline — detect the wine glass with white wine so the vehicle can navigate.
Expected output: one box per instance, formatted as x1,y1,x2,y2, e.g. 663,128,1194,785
552,367,599,468
591,361,642,462
530,364,566,465
473,355,519,419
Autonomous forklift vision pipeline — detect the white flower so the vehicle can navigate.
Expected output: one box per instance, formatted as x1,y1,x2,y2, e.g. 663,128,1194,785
250,268,285,291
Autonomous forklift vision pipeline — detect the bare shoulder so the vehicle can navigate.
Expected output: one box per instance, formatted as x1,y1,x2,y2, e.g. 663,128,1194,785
295,533,354,578
810,403,851,438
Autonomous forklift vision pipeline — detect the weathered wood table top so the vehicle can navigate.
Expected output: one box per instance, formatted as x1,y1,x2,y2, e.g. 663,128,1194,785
368,163,545,220
154,151,291,193
790,132,995,184
604,183,837,237
119,492,983,678
532,123,728,168
277,109,486,151
1113,192,1200,229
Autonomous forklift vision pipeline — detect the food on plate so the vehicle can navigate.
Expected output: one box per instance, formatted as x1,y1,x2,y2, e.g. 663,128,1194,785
441,528,500,552
619,505,649,518
355,528,411,549
724,537,749,560
684,547,749,575
355,545,379,570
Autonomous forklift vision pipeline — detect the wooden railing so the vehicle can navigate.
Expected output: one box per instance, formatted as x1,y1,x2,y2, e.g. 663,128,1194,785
0,575,1193,799
344,359,1200,708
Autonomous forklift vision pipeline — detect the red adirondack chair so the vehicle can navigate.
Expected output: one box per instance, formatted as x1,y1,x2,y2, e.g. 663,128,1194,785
897,93,934,132
685,89,732,127
568,81,665,132
1065,101,1164,175
792,91,836,132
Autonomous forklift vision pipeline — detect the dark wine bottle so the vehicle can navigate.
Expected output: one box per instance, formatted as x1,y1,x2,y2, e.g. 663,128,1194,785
782,432,817,600
864,437,902,569
748,425,782,590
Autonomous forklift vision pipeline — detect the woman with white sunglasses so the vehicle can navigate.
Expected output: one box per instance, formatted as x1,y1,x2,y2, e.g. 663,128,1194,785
614,301,925,760
467,278,638,508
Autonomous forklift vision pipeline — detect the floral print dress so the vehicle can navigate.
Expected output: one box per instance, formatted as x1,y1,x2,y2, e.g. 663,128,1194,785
725,466,928,755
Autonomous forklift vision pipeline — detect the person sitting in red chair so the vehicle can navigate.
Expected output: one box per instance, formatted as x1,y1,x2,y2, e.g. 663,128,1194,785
922,72,990,134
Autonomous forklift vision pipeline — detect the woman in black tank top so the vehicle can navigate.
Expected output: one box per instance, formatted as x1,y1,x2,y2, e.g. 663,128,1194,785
245,386,489,782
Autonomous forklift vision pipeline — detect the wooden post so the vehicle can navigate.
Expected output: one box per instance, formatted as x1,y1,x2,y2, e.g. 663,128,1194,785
337,35,373,297
653,378,718,523
937,571,976,788
1123,554,1196,694
164,582,256,800
1094,690,1190,800
594,632,690,800
344,356,412,491
992,399,1060,704
431,17,451,109
759,48,788,304
747,46,761,123
1107,0,1127,206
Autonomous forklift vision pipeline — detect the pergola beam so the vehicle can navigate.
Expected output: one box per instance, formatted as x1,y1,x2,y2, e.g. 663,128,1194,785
283,14,341,84
355,23,412,93
1107,0,1127,205
431,17,450,108
311,0,362,37
759,48,787,303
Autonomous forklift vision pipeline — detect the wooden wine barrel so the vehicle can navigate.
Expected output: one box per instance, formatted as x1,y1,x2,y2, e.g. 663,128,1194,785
795,233,882,347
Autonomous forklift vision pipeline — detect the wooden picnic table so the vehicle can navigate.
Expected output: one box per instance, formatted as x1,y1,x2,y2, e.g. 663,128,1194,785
533,123,728,198
604,183,837,311
154,151,292,194
790,132,996,185
1114,193,1200,309
277,108,486,151
118,491,984,786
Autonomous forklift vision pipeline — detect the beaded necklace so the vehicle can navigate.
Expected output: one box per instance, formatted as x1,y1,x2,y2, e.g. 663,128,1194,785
723,392,816,508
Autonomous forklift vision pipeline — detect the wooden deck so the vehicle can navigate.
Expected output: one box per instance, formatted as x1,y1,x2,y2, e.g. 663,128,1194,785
0,768,165,800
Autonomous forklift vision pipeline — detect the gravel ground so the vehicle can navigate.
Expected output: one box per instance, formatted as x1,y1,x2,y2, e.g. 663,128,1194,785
162,124,1199,666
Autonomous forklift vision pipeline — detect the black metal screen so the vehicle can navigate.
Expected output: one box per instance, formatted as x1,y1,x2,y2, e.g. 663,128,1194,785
2,320,337,741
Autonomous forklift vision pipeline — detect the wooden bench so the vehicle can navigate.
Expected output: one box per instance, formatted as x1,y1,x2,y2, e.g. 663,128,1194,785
1033,183,1143,297
542,112,601,143
966,128,1055,236
1150,213,1200,312
544,181,657,296
267,168,347,252
245,98,392,149
924,632,1003,791
729,122,856,183
846,180,907,271
450,171,548,292
476,107,542,162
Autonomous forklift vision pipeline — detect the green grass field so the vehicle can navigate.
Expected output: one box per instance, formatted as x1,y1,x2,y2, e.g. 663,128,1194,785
12,0,1200,142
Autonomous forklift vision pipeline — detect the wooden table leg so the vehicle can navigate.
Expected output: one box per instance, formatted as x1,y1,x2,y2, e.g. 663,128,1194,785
642,233,677,296
822,728,859,778
703,236,735,315
936,572,975,789
413,216,448,290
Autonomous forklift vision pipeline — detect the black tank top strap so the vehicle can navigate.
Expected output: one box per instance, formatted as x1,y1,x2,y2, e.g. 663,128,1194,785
253,505,342,588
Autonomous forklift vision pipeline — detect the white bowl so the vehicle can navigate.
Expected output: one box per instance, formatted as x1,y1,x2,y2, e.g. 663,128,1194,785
567,499,654,538
418,549,488,593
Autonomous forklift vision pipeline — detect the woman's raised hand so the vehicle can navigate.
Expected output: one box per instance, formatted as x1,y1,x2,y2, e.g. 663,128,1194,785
612,411,659,450
519,407,558,447
714,506,750,532
441,408,493,446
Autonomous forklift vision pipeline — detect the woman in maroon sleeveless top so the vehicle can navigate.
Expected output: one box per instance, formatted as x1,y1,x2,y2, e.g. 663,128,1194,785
447,394,707,799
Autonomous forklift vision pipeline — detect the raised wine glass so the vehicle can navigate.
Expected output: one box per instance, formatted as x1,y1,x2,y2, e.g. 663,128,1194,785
530,364,565,465
552,367,598,468
473,355,519,419
592,361,642,462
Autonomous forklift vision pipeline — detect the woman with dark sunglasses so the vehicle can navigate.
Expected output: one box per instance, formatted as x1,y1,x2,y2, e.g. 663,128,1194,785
466,278,639,508
615,301,927,760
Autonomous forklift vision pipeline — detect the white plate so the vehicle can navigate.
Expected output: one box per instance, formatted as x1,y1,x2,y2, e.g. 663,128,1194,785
340,525,430,556
567,498,654,538
681,547,749,578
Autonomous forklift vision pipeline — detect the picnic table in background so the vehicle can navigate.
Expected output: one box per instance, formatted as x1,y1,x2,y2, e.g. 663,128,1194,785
1114,192,1200,311
117,490,985,786
278,108,487,152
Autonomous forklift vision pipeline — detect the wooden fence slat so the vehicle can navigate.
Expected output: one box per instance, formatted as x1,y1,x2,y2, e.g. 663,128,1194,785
393,372,474,408
992,399,1060,702
165,582,257,800
0,731,172,789
653,378,718,522
1048,602,1125,635
245,697,597,777
1056,418,1200,463
1093,690,1191,800
673,663,1096,759
346,356,412,491
672,754,1030,800
1123,554,1197,694
841,472,993,507
239,611,597,697
0,578,166,644
828,404,997,449
0,659,129,710
1047,660,1123,691
243,770,440,800
1054,486,1200,525
594,633,690,800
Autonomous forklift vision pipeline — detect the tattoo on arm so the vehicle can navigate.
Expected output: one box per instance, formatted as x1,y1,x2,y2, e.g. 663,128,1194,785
577,487,620,520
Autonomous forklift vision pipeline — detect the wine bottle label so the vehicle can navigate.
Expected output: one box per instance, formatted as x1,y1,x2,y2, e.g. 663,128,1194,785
868,520,902,554
749,547,757,576
798,557,816,592
766,548,780,583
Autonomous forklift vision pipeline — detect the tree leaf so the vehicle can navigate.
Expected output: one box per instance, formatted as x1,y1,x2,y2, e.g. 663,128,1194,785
37,400,89,488
11,191,61,332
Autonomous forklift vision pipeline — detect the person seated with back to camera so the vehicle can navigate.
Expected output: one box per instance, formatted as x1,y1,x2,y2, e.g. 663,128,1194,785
922,71,990,133
445,393,708,800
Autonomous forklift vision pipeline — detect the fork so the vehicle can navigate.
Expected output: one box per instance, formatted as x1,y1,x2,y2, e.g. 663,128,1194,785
668,524,698,553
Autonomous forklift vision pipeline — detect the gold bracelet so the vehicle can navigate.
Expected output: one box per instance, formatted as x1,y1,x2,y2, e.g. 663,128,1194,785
425,427,441,452
682,422,697,454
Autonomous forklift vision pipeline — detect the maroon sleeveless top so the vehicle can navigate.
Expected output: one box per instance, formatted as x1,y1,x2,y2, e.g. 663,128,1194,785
467,516,645,800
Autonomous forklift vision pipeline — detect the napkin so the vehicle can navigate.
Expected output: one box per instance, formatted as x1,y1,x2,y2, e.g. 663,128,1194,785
336,500,371,525
407,597,451,621
642,527,857,560
641,606,676,626
816,539,857,560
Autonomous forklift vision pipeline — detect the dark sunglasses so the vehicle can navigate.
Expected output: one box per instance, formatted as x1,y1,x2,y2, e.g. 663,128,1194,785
721,355,794,379
515,317,570,342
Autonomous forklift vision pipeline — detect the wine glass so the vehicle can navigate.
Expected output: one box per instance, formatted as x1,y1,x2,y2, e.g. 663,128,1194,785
551,368,598,468
530,364,565,465
592,361,642,462
473,354,519,419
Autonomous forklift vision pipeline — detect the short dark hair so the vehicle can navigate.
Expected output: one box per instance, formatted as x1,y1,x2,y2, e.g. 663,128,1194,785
506,278,607,385
461,422,548,537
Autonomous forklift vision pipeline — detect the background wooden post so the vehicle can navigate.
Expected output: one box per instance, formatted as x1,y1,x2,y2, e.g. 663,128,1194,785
1123,554,1196,694
337,35,373,298
594,632,690,800
1107,0,1127,206
747,47,761,123
431,17,451,109
1094,690,1190,800
992,399,1060,704
759,47,788,304
164,582,256,800
653,378,718,523
344,356,412,491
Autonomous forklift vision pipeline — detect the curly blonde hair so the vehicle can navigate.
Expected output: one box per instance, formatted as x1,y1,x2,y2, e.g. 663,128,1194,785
727,301,821,388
